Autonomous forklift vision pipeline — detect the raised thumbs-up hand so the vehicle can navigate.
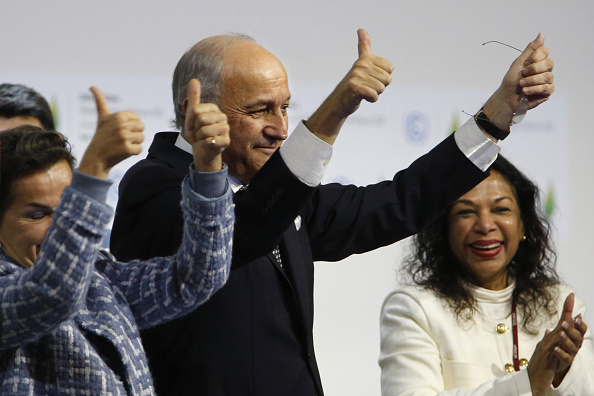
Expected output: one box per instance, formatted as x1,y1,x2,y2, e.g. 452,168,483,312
527,293,588,393
333,28,394,117
182,78,230,173
78,86,145,179
304,29,393,145
549,293,587,386
482,33,554,133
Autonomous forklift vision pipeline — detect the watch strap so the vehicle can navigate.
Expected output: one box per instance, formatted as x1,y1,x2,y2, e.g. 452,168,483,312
474,108,510,141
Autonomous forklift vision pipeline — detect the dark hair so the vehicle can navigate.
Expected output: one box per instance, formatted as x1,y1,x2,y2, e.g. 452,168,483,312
0,83,55,130
403,155,559,332
171,34,255,130
0,125,75,221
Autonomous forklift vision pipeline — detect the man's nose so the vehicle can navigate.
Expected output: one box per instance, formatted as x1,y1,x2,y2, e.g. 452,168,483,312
264,111,288,141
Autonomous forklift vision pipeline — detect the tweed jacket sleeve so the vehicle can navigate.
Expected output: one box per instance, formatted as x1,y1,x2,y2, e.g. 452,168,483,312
97,173,234,329
0,187,113,349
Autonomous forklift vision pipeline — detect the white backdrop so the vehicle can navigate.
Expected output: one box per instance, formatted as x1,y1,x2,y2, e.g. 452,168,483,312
2,1,593,394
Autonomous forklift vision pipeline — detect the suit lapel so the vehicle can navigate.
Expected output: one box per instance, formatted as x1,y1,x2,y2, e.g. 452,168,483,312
277,222,312,330
266,249,285,274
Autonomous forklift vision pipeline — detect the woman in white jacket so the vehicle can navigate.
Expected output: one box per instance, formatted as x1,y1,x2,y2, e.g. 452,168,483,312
380,155,593,396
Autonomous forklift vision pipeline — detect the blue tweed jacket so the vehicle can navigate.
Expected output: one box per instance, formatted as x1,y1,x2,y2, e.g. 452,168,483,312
0,174,234,395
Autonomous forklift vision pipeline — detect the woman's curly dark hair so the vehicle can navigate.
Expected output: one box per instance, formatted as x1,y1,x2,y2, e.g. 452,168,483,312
402,155,559,332
0,125,75,222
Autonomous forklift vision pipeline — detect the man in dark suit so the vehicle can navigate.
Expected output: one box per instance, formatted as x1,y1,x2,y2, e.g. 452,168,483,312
110,30,554,395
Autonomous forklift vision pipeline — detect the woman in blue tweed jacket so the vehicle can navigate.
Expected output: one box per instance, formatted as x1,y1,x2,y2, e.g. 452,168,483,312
0,82,233,395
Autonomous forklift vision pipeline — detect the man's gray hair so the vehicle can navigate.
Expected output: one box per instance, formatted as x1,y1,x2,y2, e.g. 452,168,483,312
172,33,255,130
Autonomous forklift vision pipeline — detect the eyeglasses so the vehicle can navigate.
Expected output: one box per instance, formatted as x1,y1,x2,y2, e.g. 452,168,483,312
482,40,522,53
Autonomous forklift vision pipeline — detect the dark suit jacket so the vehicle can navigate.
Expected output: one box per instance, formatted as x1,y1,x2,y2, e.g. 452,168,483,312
111,131,487,396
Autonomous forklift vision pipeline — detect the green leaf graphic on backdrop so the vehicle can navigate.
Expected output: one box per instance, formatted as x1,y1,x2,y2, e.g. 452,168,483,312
449,112,459,136
544,184,555,217
51,97,59,130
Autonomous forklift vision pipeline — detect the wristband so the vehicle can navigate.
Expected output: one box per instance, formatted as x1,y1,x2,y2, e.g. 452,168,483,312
474,108,510,141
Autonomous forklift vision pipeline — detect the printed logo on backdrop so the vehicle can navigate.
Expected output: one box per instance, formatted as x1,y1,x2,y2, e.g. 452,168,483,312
403,111,430,145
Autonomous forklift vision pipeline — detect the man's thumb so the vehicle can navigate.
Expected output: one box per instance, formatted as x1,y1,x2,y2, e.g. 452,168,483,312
518,33,545,65
357,28,372,57
187,78,202,109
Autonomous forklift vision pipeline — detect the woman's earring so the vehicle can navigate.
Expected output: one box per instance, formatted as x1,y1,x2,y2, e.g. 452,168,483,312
521,235,527,241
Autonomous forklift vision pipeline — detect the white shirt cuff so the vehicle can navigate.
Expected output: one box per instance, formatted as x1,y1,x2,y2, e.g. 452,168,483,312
279,120,333,187
454,118,500,172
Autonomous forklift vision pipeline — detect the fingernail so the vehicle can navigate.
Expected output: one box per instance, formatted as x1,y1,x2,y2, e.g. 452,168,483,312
554,346,562,354
562,321,569,330
523,87,531,95
575,316,582,326
560,331,567,339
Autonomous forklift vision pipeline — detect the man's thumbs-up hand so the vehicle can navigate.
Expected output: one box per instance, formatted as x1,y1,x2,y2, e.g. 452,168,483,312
182,78,230,172
304,28,394,145
334,28,394,117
